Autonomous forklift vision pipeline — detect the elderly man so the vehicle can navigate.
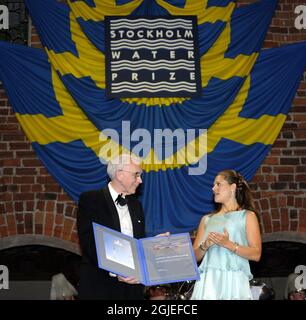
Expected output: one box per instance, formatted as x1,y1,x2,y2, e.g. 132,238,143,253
77,154,145,300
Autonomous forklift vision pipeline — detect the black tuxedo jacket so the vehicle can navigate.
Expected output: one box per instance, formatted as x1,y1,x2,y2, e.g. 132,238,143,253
77,186,145,300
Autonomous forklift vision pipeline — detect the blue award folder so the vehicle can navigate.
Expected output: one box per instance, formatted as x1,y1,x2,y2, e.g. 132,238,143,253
92,222,200,286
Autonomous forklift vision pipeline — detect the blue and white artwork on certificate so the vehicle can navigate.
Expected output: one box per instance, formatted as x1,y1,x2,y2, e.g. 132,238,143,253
104,232,135,270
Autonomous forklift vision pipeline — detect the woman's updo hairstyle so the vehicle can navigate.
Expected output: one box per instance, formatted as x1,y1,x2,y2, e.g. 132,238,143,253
217,169,257,214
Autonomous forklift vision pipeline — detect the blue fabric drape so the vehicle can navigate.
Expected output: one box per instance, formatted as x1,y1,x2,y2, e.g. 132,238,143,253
1,0,306,235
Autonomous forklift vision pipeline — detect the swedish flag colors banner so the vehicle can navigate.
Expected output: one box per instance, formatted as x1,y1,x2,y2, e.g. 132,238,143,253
1,0,306,235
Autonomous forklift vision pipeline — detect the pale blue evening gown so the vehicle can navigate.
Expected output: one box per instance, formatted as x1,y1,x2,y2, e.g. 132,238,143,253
191,210,253,300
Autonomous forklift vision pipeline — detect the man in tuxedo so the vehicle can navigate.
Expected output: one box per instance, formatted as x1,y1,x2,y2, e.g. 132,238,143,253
77,154,146,300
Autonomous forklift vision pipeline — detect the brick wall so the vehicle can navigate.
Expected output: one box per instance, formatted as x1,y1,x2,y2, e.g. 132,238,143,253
0,1,306,248
238,0,306,236
0,23,79,244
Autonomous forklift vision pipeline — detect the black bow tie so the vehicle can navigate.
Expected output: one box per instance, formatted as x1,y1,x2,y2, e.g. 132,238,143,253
115,194,127,206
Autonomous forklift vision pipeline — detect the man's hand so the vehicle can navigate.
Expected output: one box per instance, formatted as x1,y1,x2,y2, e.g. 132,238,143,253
155,232,170,237
117,276,140,284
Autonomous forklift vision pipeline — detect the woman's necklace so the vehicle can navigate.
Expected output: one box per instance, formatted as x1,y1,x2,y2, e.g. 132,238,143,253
219,206,240,215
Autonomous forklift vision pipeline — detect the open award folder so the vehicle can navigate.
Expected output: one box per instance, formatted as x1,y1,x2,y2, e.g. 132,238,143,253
92,222,200,286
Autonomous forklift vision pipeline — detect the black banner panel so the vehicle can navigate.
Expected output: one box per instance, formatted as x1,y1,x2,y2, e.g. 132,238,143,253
105,16,201,98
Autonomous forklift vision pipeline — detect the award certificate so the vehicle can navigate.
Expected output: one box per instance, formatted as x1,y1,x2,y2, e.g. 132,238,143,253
92,222,200,286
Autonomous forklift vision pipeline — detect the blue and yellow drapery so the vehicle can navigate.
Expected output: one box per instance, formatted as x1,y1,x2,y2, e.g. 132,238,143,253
1,0,306,235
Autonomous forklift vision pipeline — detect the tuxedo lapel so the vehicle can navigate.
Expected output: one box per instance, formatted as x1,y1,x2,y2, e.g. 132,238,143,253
102,187,121,232
102,187,144,238
128,199,143,238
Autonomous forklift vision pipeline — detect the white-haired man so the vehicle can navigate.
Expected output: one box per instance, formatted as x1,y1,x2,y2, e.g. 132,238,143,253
77,154,145,300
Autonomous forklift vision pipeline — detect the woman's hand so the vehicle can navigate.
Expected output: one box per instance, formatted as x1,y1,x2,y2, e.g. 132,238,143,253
207,228,231,248
201,238,214,250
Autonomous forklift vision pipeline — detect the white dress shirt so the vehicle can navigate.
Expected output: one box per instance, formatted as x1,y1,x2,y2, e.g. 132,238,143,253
108,182,133,237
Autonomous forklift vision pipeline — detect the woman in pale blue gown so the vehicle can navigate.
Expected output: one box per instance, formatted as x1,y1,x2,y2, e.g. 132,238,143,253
191,170,262,300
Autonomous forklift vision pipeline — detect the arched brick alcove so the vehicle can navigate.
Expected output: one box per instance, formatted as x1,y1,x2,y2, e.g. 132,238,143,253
0,0,305,250
249,234,306,300
0,239,81,300
0,234,80,254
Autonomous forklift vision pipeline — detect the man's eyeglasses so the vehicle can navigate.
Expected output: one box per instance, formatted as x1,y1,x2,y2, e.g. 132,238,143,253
119,170,143,178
